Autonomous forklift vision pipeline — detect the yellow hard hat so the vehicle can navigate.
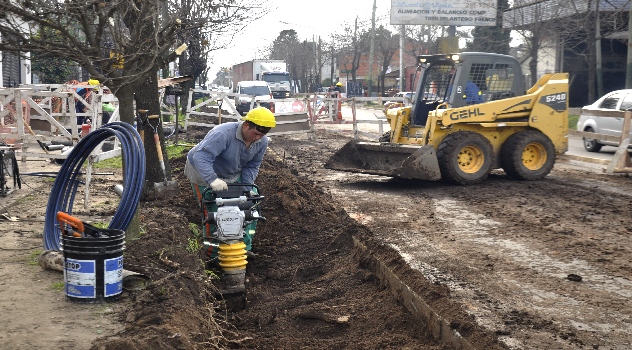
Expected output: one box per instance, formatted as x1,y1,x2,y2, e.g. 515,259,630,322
88,79,100,86
336,82,342,86
242,107,276,128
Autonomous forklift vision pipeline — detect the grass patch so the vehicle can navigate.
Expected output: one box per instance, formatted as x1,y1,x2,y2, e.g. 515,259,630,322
50,282,65,291
568,113,579,130
187,237,201,254
165,143,191,159
91,140,191,170
93,155,123,169
16,194,37,205
28,250,43,265
186,223,202,254
90,221,109,229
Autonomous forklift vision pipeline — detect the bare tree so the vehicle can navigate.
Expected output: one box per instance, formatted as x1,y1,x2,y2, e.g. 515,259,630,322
334,17,371,82
468,0,511,54
505,0,579,86
404,25,442,56
504,0,630,103
269,29,306,91
0,0,262,198
374,25,399,94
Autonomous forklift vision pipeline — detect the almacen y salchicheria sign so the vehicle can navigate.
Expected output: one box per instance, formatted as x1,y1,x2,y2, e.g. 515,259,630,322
390,0,498,27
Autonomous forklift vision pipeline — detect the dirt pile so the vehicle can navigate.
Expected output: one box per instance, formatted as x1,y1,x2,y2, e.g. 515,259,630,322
92,139,502,349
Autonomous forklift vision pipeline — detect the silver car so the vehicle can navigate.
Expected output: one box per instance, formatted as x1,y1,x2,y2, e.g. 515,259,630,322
576,89,632,152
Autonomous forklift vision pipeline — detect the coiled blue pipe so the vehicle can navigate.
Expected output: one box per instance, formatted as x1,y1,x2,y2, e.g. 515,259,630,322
43,122,146,250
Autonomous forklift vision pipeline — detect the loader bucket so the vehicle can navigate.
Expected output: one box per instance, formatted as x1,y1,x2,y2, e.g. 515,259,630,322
324,141,442,181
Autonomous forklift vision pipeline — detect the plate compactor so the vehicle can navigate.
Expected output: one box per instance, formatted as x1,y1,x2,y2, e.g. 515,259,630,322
200,183,266,294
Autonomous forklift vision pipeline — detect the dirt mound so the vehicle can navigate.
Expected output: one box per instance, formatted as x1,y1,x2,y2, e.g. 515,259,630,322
92,142,501,349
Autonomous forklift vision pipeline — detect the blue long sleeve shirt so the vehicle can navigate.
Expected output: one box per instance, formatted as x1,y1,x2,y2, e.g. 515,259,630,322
186,121,268,185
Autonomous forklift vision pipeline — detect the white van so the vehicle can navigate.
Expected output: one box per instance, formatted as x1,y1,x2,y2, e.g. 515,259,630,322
235,81,274,116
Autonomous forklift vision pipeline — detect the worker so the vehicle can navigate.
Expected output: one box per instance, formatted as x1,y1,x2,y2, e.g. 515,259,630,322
332,82,343,121
184,106,276,265
75,79,100,125
333,81,343,95
102,102,115,125
464,80,484,104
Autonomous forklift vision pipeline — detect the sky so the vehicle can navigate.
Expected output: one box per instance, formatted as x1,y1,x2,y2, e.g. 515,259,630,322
206,0,393,79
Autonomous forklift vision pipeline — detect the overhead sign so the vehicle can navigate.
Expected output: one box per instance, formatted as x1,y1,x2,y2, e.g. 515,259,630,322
390,0,498,27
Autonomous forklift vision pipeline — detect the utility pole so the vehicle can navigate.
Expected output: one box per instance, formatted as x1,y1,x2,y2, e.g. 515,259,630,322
627,8,632,88
399,25,404,91
330,39,335,83
595,0,603,97
367,0,377,97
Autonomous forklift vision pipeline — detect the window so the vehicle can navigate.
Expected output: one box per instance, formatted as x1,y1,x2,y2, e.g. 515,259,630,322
263,74,289,83
423,64,455,102
599,92,623,110
240,86,271,96
619,93,632,111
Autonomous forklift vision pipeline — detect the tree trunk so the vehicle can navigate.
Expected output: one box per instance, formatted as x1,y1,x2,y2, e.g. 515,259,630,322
114,84,136,125
135,73,172,201
529,36,539,86
111,83,143,241
587,16,596,104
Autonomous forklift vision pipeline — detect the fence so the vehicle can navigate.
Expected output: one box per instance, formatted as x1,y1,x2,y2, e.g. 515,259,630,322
0,84,118,160
185,88,312,137
0,85,121,207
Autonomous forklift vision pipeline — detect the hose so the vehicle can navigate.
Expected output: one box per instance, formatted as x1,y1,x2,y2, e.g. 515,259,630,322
43,122,146,250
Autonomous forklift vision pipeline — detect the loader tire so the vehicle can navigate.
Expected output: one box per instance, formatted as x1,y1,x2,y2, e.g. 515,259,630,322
500,130,555,180
437,131,494,185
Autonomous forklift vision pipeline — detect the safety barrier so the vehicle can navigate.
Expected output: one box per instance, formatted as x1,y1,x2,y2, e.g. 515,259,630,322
185,88,312,137
305,95,391,141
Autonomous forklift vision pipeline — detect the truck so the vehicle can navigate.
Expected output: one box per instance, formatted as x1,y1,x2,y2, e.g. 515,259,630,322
325,52,569,185
232,59,292,99
234,80,274,116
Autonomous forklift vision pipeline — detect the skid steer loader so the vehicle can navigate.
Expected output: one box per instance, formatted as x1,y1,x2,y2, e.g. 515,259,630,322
325,52,569,185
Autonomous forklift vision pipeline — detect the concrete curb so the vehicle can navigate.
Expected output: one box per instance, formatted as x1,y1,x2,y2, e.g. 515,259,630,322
558,154,610,166
353,237,477,350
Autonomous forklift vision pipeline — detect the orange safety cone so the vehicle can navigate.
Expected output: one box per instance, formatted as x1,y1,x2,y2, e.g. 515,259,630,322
336,99,343,122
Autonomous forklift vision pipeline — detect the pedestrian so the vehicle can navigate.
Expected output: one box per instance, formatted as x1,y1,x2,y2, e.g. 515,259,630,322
184,106,276,265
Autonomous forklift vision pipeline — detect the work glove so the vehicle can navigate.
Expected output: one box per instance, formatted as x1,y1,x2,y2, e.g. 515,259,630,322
249,190,257,197
210,178,228,191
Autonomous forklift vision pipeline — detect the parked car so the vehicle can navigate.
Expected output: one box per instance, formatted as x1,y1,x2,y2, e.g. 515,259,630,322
576,89,632,152
192,85,207,100
383,92,414,110
235,81,274,116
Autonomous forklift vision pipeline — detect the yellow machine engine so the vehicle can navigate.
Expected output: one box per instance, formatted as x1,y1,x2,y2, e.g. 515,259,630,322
326,53,569,185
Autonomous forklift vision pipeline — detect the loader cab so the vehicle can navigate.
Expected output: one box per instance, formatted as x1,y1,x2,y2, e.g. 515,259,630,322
411,53,525,126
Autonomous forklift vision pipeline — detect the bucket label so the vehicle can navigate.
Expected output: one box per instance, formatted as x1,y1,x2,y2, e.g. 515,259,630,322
64,258,96,298
103,256,123,297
